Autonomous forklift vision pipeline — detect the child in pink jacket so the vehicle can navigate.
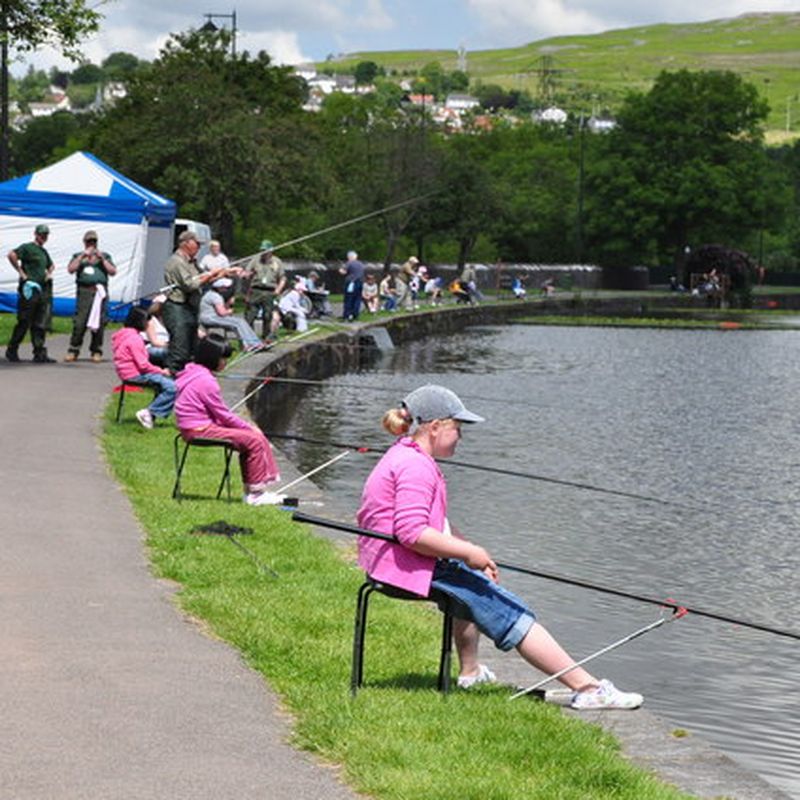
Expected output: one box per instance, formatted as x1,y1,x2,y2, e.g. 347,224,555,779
357,384,644,709
111,307,176,429
174,337,281,505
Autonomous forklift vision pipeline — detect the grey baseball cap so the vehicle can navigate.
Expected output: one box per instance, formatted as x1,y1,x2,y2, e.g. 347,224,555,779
402,384,484,424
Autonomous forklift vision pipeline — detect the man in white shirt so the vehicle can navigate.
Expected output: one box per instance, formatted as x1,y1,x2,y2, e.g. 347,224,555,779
200,239,233,289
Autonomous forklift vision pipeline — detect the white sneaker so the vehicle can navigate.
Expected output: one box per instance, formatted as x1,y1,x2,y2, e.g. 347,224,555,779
135,408,154,430
457,664,496,689
245,491,287,506
570,679,643,710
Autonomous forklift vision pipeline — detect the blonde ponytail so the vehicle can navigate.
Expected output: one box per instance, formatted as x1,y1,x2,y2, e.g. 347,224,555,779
382,406,411,436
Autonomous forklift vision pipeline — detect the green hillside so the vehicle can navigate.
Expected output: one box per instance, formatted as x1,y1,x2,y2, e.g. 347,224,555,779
325,12,800,139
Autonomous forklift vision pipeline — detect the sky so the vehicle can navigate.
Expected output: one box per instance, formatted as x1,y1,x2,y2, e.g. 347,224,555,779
11,0,800,76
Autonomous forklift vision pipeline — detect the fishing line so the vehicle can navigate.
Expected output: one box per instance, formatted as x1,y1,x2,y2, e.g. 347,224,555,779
256,430,698,510
192,521,279,578
217,373,547,410
291,512,800,642
226,193,437,269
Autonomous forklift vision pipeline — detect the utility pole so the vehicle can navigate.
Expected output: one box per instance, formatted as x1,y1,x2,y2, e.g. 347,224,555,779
1,1,9,181
576,113,586,264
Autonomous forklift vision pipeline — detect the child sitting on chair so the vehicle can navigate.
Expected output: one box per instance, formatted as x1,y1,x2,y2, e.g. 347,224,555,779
174,337,282,505
112,306,177,430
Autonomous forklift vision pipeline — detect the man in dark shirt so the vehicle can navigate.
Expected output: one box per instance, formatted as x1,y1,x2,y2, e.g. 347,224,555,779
64,230,117,363
339,249,365,321
6,223,55,363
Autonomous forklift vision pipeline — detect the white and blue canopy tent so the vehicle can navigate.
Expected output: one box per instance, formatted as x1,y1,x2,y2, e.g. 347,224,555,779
0,151,176,318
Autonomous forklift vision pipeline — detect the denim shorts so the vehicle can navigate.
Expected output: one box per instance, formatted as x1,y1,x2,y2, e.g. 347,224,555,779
430,560,535,651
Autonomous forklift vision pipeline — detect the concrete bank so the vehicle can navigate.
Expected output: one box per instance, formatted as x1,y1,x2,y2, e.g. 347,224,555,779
232,303,792,800
0,333,356,800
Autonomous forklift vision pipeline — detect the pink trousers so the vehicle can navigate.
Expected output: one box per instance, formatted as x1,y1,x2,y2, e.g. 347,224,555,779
182,423,280,491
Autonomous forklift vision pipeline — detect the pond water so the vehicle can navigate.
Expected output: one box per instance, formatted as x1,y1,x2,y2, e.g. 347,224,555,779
273,324,800,798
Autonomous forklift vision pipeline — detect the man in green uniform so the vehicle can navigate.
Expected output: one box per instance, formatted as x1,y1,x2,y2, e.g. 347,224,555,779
162,230,227,375
64,230,117,363
6,223,55,363
245,240,286,340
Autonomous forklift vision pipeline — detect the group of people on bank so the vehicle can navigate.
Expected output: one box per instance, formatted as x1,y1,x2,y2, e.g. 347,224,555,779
341,253,490,320
4,224,645,705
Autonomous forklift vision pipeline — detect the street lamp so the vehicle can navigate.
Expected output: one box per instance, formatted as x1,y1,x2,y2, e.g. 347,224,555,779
200,10,237,57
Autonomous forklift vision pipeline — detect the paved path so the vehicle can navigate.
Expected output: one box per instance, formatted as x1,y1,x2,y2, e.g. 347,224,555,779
0,335,355,800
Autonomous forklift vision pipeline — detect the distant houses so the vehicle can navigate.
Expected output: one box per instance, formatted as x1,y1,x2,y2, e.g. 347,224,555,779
27,86,71,119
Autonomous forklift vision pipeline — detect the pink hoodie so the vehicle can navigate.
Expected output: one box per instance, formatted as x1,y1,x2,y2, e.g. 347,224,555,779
174,362,251,432
111,327,163,380
356,437,447,597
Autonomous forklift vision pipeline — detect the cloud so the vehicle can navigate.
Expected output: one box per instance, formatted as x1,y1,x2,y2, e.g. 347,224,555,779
465,0,608,43
240,30,312,65
355,0,394,31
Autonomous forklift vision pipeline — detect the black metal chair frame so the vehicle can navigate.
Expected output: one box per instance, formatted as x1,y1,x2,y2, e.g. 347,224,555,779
115,379,157,423
351,577,454,696
172,434,235,502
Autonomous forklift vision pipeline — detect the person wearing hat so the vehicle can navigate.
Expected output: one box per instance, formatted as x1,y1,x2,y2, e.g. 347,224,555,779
356,384,644,709
162,229,229,374
397,255,419,310
64,230,117,363
5,223,56,363
244,240,286,340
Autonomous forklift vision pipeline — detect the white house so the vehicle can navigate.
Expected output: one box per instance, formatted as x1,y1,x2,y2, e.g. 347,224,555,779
28,93,71,118
294,63,317,81
445,93,480,111
536,106,568,125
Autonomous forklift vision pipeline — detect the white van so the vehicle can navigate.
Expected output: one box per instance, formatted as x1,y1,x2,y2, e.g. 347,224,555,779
173,218,212,262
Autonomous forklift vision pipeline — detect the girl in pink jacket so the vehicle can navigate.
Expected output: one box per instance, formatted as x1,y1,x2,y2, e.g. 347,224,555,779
111,307,176,429
357,384,643,709
174,337,281,505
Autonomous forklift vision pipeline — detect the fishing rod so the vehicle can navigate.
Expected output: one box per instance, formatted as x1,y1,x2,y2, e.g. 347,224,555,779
226,193,437,269
291,511,800,642
258,430,697,511
509,612,685,701
222,327,319,374
107,282,178,315
276,450,352,494
230,377,273,412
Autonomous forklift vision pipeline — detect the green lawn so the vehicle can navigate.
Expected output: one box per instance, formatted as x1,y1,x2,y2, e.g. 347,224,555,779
0,311,73,345
102,393,692,800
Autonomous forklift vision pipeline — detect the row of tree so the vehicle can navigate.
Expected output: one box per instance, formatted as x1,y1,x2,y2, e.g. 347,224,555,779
7,28,800,277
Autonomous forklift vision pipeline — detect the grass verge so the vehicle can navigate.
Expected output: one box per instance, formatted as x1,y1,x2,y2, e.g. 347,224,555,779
0,311,72,345
102,392,691,800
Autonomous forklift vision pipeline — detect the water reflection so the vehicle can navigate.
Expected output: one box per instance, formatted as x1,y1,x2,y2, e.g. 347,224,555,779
270,325,800,798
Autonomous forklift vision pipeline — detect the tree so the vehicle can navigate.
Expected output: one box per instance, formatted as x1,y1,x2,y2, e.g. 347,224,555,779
102,51,140,81
354,60,379,86
1,0,101,178
422,135,500,267
85,28,308,251
584,70,772,276
70,62,103,84
10,109,84,173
